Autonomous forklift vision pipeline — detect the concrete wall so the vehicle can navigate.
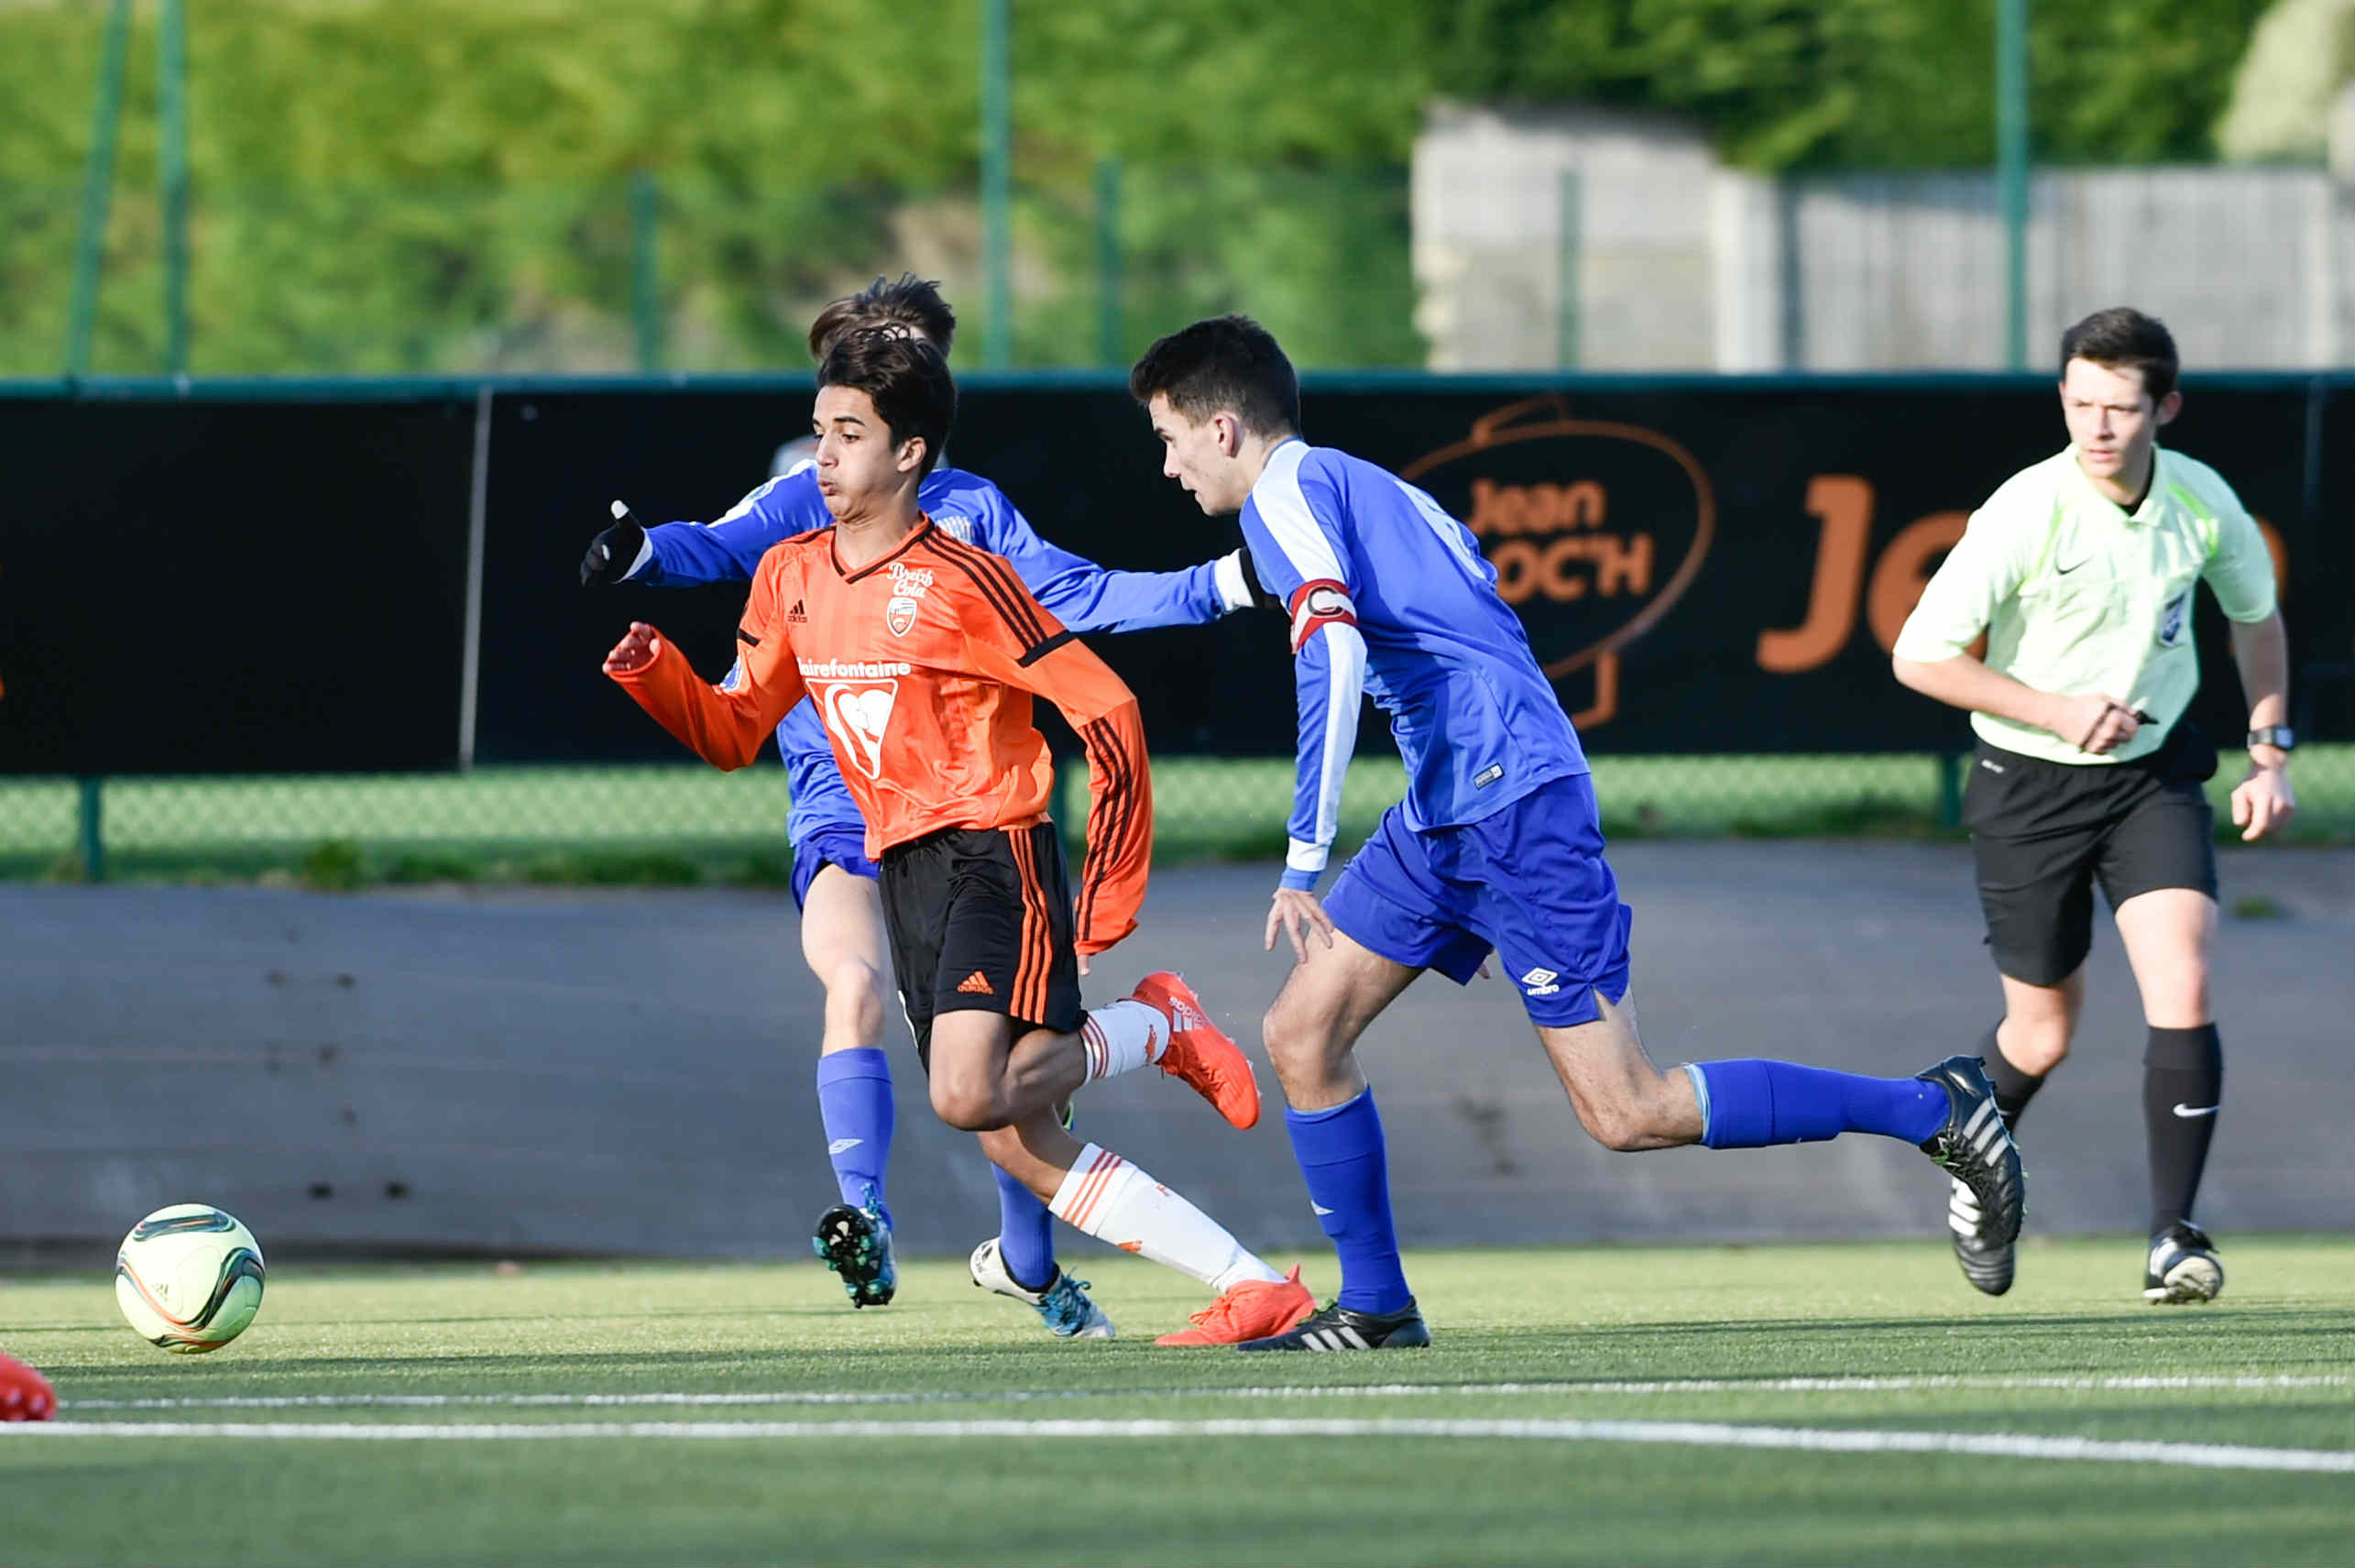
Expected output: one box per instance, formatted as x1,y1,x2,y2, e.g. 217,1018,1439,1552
1414,104,2355,371
6,846,2348,1266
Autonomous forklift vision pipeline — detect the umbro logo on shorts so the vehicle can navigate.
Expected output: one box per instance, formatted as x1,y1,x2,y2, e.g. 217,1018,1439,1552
958,970,993,996
1520,967,1561,996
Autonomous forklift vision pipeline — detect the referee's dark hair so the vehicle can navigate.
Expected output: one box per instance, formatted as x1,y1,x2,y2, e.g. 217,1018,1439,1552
1129,314,1302,441
807,273,957,361
2060,307,2179,402
817,326,956,477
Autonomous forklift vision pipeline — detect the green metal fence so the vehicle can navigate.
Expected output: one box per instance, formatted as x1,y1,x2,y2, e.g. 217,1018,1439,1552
5,750,2346,887
4,166,1418,379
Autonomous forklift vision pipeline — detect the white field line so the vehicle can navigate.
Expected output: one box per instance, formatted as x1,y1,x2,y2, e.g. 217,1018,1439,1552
3,1416,2350,1474
60,1373,2354,1413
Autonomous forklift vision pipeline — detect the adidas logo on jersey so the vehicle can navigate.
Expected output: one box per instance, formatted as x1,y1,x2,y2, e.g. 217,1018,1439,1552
958,970,993,995
786,599,807,623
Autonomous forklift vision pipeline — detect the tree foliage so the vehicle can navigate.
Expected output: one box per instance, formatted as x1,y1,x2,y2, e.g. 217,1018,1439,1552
0,0,2273,375
1429,0,2273,170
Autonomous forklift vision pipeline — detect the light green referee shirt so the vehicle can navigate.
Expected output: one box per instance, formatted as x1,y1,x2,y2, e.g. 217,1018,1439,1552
1893,444,2279,765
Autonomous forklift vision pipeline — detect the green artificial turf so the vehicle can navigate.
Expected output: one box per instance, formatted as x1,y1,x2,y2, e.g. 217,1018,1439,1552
3,1236,2349,1565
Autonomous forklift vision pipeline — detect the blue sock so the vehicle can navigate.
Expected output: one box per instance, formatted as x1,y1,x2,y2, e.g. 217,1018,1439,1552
992,1167,1057,1292
1686,1059,1947,1149
1286,1090,1412,1315
814,1048,893,1227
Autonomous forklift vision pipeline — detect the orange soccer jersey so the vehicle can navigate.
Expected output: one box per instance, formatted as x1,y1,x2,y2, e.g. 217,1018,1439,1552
610,519,1153,954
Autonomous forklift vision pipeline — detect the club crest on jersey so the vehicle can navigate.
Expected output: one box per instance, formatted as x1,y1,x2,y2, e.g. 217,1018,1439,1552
815,680,897,779
887,596,919,636
2157,589,2190,648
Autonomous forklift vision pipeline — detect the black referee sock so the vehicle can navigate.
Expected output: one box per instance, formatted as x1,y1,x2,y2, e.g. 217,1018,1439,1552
1977,1024,2046,1132
2143,1024,2223,1235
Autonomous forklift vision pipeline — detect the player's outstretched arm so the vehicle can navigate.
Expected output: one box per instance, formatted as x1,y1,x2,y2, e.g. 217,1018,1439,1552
964,478,1258,632
604,565,807,770
583,472,833,588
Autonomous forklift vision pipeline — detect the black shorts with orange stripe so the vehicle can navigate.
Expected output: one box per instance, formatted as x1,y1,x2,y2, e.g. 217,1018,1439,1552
877,822,1082,1069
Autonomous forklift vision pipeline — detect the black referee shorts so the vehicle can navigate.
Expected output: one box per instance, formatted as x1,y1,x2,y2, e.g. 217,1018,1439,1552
877,821,1083,1069
1962,726,2218,987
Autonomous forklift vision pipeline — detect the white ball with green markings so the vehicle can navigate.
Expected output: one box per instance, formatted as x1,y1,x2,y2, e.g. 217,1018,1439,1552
115,1204,267,1354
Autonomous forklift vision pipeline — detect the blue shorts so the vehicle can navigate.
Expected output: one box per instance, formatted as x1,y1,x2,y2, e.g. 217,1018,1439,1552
790,826,881,911
1323,772,1632,1027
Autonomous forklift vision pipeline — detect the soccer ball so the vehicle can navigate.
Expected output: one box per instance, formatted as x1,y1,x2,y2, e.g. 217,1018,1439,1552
114,1204,267,1354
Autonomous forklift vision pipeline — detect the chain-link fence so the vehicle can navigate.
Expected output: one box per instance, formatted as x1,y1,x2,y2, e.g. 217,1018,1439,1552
5,750,2347,886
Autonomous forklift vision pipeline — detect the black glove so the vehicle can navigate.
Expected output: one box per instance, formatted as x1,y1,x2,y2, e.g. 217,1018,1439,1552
580,500,646,587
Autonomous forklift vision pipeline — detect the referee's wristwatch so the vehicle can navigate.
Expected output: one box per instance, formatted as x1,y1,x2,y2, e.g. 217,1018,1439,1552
2247,725,2295,755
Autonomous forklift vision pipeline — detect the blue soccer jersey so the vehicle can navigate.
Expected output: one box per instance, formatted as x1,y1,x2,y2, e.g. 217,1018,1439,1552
633,464,1229,848
1239,440,1587,889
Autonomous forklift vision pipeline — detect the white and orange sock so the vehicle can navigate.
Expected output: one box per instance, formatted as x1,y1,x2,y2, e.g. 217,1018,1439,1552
1079,1000,1169,1082
1049,1142,1283,1294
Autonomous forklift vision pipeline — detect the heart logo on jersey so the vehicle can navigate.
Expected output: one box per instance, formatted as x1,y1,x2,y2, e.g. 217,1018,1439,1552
886,595,918,636
817,681,897,778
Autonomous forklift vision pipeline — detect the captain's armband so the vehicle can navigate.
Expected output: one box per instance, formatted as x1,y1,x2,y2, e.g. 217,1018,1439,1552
1286,579,1357,654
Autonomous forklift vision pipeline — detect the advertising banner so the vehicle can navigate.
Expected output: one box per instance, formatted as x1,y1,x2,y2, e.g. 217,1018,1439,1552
0,397,476,774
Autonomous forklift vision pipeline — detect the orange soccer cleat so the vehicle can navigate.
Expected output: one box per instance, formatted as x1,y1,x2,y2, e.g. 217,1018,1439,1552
1131,971,1260,1130
1155,1266,1317,1346
0,1352,55,1422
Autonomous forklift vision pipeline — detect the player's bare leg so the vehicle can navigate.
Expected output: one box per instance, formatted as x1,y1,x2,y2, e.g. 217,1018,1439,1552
1994,967,2087,1078
2114,887,2228,1302
926,1013,1090,1132
1533,990,1703,1150
799,866,890,1057
2114,889,2215,1028
928,981,1260,1134
1258,927,1420,1110
1541,994,2019,1253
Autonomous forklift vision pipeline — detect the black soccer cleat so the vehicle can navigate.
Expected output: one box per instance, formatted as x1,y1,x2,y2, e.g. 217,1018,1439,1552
1946,1179,2016,1296
812,1188,897,1309
2144,1223,2225,1305
1915,1054,2025,1251
1235,1297,1430,1353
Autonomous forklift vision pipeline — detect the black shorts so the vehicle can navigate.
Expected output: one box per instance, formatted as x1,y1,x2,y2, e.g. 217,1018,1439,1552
877,822,1082,1069
1962,725,2218,987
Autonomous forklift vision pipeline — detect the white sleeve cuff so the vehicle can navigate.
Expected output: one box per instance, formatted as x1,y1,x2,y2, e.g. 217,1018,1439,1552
623,534,656,580
1212,549,1254,615
1286,838,1330,875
